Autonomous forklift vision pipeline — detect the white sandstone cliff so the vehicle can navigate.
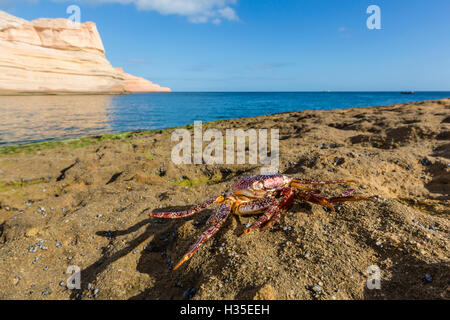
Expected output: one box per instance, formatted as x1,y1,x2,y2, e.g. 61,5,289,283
0,10,170,94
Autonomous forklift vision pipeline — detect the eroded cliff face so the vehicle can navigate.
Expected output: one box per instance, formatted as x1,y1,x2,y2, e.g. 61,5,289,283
115,68,171,93
0,11,170,94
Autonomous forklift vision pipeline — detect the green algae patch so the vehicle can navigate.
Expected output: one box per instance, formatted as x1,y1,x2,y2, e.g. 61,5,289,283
398,198,448,217
0,131,137,156
0,119,227,157
171,176,223,188
0,178,47,192
172,177,209,188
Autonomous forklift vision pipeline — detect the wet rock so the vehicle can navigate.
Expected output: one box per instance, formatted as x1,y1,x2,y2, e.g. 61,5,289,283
333,157,345,166
423,274,433,283
183,287,196,300
420,158,431,166
312,285,322,295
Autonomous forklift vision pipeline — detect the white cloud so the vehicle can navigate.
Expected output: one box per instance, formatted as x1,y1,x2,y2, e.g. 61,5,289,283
61,0,239,24
218,6,238,21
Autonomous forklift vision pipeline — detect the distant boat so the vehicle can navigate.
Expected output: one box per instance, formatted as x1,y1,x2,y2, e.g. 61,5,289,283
400,91,415,94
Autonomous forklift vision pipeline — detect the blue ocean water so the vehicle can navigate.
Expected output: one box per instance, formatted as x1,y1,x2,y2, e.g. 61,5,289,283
0,92,449,146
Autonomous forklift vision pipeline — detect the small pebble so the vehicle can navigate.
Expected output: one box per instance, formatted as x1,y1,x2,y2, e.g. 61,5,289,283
423,274,433,283
59,281,65,287
183,287,196,300
312,285,322,295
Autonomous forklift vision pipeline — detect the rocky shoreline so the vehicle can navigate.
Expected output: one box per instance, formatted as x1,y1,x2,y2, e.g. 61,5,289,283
0,98,448,299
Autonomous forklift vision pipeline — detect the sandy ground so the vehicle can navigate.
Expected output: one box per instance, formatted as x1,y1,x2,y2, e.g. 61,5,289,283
0,98,448,300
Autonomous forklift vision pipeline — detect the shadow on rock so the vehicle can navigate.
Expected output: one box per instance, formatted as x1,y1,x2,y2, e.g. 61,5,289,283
348,216,449,299
130,205,234,300
364,257,449,299
69,205,209,300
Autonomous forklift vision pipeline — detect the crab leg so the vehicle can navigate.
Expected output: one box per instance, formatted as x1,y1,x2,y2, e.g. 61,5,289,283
149,196,224,219
341,189,356,196
297,191,336,211
290,183,322,194
260,210,282,231
260,187,294,231
292,178,355,186
328,195,375,203
240,205,280,236
241,188,294,235
173,202,231,271
297,190,374,211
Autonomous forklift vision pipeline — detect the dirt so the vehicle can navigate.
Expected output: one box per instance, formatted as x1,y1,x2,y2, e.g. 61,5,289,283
0,98,449,300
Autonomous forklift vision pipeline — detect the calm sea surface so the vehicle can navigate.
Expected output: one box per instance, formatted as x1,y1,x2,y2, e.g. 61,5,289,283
0,92,449,146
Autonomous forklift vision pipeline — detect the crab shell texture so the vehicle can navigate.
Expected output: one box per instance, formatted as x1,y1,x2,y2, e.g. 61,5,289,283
232,174,291,198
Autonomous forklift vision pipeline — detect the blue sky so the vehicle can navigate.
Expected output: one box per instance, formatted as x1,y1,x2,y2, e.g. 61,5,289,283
2,0,450,91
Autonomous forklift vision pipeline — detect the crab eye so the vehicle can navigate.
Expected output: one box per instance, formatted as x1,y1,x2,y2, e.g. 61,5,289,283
253,181,264,190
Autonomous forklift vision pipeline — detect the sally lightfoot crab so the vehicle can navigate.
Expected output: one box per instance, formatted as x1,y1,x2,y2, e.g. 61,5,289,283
149,174,374,270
